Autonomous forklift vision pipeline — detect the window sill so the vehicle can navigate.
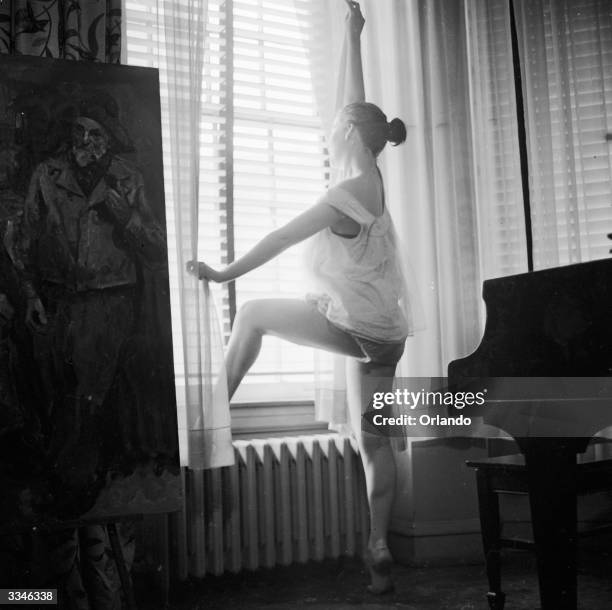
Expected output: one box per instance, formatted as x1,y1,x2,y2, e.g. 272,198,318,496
230,400,329,440
231,382,314,404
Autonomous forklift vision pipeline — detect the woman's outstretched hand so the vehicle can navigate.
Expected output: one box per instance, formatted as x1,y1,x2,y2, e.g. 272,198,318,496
344,0,364,39
186,260,226,283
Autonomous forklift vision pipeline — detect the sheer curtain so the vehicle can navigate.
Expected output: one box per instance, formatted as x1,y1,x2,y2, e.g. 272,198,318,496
371,0,526,374
124,0,233,470
163,0,233,469
302,0,525,429
513,0,612,269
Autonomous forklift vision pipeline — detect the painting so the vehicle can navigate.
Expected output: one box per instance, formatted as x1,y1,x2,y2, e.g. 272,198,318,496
0,54,181,529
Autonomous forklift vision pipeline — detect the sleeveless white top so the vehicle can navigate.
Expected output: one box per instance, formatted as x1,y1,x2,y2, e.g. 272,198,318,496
305,183,412,342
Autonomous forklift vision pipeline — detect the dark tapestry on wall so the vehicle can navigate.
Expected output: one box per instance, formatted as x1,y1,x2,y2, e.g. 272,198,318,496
0,0,121,63
0,54,180,528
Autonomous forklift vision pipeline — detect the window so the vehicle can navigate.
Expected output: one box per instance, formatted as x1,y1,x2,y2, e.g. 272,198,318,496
125,0,329,405
230,0,329,402
467,0,612,275
514,0,612,268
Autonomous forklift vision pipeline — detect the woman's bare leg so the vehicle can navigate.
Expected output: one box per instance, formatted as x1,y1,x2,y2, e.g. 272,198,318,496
225,298,363,399
226,297,397,592
345,358,397,557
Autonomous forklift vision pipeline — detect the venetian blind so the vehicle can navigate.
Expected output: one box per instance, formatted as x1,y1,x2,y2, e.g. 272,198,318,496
514,0,612,268
125,0,328,402
231,0,327,402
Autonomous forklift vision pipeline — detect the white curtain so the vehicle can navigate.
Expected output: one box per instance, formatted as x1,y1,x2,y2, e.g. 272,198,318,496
302,0,525,429
131,0,234,470
513,0,612,269
166,1,234,469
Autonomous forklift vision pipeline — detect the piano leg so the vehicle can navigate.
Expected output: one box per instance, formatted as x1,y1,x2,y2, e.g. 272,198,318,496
475,468,506,609
521,439,582,610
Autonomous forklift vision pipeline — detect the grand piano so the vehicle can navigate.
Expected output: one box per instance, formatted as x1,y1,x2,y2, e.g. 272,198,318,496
448,257,612,609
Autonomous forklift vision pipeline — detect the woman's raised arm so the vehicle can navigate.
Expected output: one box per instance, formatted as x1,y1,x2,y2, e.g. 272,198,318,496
339,0,365,107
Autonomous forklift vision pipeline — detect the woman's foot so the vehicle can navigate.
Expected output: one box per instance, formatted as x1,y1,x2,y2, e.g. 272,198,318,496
364,544,394,594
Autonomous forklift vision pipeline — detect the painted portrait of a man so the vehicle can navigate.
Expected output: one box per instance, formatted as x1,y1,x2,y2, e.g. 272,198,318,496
0,56,180,525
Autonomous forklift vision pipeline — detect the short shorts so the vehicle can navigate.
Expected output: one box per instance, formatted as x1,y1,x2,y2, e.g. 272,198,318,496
351,333,406,366
305,294,406,366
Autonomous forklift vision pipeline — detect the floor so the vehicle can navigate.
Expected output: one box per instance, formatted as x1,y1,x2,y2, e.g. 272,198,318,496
136,545,612,609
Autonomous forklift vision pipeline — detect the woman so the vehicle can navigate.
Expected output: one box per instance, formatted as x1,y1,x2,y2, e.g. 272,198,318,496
187,0,412,594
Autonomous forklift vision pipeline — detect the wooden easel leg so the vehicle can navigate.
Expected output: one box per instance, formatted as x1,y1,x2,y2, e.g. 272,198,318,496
107,523,137,610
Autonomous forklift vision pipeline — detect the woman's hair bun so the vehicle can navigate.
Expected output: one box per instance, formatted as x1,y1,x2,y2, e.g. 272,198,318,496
386,118,407,146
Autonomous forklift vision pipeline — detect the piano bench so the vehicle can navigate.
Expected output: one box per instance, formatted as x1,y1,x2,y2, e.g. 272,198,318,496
465,454,612,610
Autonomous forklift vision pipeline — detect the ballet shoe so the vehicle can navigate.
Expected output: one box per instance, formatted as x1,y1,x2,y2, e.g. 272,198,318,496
364,545,394,594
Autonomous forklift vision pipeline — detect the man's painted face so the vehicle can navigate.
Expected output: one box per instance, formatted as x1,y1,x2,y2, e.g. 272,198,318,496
72,117,109,167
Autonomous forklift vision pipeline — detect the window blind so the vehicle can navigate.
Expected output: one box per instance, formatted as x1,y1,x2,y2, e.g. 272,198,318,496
125,0,328,402
231,0,328,401
515,0,612,268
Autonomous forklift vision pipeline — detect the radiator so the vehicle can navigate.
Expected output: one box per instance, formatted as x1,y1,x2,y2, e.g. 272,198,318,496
170,434,369,578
